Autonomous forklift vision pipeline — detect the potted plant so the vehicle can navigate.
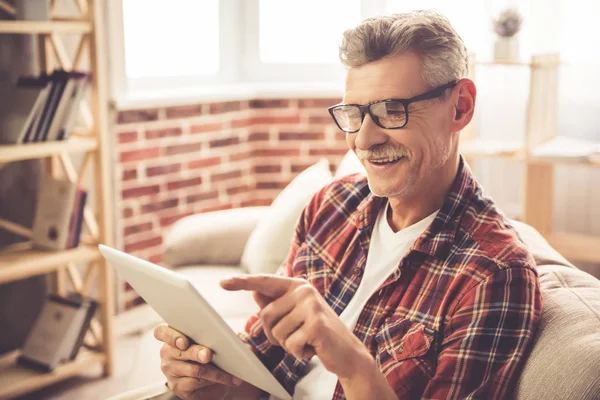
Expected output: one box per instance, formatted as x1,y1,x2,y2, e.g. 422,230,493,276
493,8,523,61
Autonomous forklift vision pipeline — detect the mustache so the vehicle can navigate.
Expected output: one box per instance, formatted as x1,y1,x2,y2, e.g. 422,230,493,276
354,145,411,160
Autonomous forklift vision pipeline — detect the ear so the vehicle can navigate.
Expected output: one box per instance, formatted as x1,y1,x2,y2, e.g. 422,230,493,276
450,78,476,133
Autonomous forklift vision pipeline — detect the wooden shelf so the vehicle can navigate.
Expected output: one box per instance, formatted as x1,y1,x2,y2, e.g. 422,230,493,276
589,154,600,166
459,139,524,159
529,136,600,166
475,59,561,68
0,137,97,163
460,137,600,166
0,245,101,285
0,1,116,396
475,59,532,66
0,348,105,399
0,20,91,34
548,232,600,264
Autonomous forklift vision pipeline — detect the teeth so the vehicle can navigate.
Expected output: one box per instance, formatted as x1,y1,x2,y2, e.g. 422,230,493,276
371,157,401,163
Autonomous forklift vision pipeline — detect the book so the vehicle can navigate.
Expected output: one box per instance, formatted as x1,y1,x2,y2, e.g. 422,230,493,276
18,293,98,372
0,77,50,144
66,188,87,249
66,293,98,360
46,72,86,142
16,0,50,21
56,73,91,141
0,70,91,144
34,69,70,142
31,178,78,250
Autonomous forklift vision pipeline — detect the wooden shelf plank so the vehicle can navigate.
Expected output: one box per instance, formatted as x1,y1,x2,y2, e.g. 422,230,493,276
0,138,97,163
475,59,561,68
530,136,600,165
475,59,532,66
0,20,91,34
548,232,600,264
0,245,101,285
0,348,105,399
459,139,524,159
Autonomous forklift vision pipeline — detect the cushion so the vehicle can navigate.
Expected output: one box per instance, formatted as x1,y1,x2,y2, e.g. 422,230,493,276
163,207,269,268
240,158,333,274
515,264,600,400
510,219,575,269
334,149,366,178
510,220,600,399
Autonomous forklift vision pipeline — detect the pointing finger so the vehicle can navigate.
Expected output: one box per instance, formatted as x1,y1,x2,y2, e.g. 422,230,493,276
220,274,300,299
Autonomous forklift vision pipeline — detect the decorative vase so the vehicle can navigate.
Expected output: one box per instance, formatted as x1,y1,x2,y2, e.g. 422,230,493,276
494,35,520,62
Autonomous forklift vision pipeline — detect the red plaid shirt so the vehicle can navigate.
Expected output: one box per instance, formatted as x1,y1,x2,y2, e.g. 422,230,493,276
242,158,543,399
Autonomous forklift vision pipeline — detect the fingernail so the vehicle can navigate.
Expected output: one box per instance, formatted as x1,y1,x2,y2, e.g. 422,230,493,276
198,348,209,362
176,338,185,350
233,377,243,386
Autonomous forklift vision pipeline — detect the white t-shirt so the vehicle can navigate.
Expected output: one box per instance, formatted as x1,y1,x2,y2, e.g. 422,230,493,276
277,202,438,400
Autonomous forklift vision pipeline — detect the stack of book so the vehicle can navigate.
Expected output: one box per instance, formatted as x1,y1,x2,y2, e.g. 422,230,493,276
18,293,98,372
31,178,87,251
0,69,91,145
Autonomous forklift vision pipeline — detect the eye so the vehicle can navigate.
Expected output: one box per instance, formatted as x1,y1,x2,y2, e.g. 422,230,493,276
382,102,406,119
332,105,362,131
371,102,407,127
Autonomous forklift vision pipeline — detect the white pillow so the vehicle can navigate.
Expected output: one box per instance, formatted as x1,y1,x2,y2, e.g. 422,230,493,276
240,159,333,274
334,150,366,178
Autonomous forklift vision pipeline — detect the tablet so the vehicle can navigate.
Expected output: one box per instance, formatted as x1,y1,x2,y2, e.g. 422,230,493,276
98,244,291,400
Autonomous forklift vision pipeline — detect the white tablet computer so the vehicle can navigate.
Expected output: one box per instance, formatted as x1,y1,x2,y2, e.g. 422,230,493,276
98,244,291,400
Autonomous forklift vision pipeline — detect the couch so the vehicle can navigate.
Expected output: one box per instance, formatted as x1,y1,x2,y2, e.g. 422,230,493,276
109,156,600,400
110,208,600,400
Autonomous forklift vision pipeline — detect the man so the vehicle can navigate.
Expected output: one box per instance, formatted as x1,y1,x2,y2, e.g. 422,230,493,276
154,10,542,400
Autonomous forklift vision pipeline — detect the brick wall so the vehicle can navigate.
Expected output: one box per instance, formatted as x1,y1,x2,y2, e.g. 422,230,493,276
115,97,348,307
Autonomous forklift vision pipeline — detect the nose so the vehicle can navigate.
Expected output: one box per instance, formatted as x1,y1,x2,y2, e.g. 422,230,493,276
353,114,389,151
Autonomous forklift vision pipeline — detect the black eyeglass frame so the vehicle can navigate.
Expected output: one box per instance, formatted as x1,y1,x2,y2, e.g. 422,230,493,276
328,81,458,133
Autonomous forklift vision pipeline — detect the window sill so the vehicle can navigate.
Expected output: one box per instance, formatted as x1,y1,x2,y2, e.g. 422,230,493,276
112,81,345,111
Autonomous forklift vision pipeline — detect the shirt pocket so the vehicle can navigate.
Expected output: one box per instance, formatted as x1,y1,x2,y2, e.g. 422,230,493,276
375,317,436,376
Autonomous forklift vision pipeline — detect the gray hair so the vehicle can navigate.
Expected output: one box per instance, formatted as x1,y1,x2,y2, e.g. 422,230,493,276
339,10,469,87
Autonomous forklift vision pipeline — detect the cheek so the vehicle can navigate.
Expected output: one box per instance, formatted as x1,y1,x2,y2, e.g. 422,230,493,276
411,119,449,157
389,129,423,160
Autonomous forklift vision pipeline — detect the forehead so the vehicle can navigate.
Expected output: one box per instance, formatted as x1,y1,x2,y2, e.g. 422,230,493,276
343,52,427,104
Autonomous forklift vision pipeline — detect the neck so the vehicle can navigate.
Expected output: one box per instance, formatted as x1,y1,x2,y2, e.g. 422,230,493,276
387,154,460,232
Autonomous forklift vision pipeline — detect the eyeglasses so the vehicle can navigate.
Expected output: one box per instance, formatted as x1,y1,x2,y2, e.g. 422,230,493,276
328,81,457,133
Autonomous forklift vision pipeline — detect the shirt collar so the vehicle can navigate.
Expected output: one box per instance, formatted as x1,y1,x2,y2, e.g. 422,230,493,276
353,156,479,260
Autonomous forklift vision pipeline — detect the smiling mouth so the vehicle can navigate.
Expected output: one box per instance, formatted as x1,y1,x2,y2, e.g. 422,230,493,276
368,156,404,165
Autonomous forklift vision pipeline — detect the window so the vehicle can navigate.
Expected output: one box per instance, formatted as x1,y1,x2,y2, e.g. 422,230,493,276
258,0,362,64
557,0,600,64
112,0,372,98
110,0,600,105
119,0,220,91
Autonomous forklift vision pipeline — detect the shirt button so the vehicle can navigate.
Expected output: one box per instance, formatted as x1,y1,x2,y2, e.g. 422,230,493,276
353,267,362,276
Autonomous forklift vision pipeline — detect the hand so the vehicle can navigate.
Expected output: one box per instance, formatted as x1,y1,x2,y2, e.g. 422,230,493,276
220,275,372,379
153,324,243,400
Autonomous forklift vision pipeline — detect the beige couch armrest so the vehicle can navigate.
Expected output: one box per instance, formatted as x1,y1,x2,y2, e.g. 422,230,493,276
509,219,575,268
163,207,269,268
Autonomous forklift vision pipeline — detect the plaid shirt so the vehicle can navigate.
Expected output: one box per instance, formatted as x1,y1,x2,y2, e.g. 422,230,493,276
242,158,543,400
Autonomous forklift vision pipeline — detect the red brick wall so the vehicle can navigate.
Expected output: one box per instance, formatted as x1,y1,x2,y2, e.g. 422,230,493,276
115,97,348,305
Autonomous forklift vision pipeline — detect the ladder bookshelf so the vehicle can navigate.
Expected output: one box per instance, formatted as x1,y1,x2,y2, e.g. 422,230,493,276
0,1,114,398
461,53,600,264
